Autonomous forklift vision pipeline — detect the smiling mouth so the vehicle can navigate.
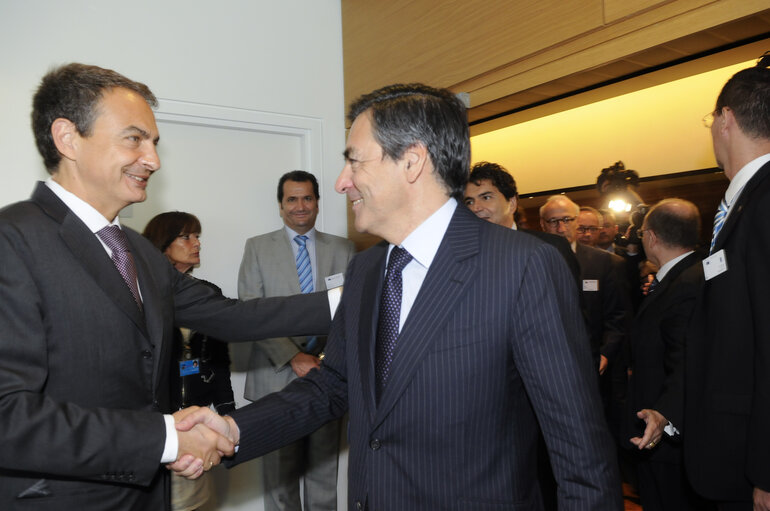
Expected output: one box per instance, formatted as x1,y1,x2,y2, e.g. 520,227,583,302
352,198,363,207
126,173,149,185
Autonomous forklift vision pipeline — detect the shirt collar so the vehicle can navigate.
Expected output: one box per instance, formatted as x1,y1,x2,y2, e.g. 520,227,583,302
725,153,770,207
285,225,316,243
394,198,457,271
656,250,695,282
45,177,119,233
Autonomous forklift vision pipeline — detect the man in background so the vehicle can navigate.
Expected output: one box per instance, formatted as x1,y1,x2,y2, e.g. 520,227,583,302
238,170,354,511
576,206,603,247
464,161,580,285
684,54,770,511
624,199,705,511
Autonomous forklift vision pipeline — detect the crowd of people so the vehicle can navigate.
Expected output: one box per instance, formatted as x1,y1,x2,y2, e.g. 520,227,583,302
0,52,769,511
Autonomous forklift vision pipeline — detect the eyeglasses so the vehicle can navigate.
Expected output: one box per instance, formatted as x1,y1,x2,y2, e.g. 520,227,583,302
576,226,600,234
702,112,715,128
544,216,576,227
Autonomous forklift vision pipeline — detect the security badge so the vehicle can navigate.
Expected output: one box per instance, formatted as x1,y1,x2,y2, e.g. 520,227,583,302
179,359,200,376
703,249,728,281
582,279,599,292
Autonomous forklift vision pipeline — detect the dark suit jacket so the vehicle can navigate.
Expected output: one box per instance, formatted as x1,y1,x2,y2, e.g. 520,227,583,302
521,229,581,288
575,243,631,366
0,183,330,510
227,205,621,510
624,252,703,463
685,160,770,501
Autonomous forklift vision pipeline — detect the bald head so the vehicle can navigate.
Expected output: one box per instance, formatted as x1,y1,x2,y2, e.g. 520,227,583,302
540,195,580,243
643,198,701,250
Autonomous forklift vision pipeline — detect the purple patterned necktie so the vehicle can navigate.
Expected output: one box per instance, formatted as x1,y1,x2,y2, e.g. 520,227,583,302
97,225,142,310
375,246,413,401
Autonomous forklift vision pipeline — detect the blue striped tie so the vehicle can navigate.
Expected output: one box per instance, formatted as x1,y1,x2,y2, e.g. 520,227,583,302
294,235,317,352
294,235,313,294
710,198,728,254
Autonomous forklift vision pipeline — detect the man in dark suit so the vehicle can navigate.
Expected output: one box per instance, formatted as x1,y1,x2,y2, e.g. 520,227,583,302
463,161,581,285
0,63,331,510
684,54,770,511
623,199,705,511
539,196,630,375
180,83,621,510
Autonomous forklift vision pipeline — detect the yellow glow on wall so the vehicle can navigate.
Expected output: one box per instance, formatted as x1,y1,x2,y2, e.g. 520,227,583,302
470,60,755,194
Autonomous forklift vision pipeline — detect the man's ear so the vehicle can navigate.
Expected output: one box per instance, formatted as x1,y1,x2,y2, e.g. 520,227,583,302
403,143,429,184
51,118,78,162
510,196,519,213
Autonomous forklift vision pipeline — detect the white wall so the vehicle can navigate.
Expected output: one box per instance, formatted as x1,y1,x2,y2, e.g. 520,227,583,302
0,1,348,509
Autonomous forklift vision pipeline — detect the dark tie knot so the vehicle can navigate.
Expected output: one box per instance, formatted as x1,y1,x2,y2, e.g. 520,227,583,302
97,225,130,254
387,246,412,275
294,234,308,247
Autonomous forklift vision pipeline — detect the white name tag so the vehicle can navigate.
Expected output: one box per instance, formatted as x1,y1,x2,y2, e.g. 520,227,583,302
583,279,599,292
703,249,728,281
324,272,345,290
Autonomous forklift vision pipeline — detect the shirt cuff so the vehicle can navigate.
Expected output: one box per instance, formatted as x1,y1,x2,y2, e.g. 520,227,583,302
664,421,680,437
327,286,343,317
161,414,178,463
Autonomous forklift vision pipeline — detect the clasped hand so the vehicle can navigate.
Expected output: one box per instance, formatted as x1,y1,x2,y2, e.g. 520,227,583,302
166,406,241,479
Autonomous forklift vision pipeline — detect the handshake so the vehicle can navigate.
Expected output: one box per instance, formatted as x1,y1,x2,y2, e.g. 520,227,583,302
166,407,241,479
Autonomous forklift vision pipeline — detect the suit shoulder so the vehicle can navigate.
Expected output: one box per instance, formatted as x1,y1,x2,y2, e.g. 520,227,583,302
244,229,284,246
0,199,46,227
316,231,354,248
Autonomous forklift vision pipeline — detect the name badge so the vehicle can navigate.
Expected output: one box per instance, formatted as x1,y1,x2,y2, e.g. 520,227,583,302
583,279,599,292
179,359,200,376
324,272,345,290
703,249,728,281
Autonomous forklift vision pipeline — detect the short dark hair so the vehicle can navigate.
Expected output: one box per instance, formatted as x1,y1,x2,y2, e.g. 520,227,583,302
277,170,319,202
32,63,157,173
715,52,770,139
347,83,470,200
644,198,701,249
468,161,518,200
142,211,201,253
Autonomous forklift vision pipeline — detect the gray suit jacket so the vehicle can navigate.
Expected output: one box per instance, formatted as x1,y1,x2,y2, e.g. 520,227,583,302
0,183,331,511
238,228,354,400
227,205,622,510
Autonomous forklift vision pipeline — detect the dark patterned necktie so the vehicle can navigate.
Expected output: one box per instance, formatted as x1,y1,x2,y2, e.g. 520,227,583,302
97,225,142,309
375,246,413,400
648,276,660,294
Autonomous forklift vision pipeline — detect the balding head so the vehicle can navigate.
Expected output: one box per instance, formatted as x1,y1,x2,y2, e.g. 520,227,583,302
540,195,580,243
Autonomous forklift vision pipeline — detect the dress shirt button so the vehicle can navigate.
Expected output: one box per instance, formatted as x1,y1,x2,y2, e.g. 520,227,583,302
369,439,380,450
141,350,152,359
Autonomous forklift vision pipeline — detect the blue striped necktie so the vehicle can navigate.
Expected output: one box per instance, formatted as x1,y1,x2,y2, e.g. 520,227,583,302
294,235,317,352
294,235,313,294
710,198,728,254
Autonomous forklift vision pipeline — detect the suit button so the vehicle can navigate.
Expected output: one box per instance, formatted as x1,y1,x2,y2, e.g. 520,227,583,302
142,350,152,359
369,439,380,450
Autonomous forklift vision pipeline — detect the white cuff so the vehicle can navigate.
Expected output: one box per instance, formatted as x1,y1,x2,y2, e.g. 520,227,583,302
327,286,343,318
160,414,178,463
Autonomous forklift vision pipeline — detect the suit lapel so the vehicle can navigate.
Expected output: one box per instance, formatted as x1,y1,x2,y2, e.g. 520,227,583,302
315,232,332,289
33,184,149,336
275,230,301,293
373,207,480,427
713,161,770,252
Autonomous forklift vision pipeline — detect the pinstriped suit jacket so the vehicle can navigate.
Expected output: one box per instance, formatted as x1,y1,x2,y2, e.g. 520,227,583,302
228,205,621,510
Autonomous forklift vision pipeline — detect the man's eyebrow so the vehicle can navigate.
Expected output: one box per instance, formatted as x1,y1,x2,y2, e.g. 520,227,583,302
123,125,160,145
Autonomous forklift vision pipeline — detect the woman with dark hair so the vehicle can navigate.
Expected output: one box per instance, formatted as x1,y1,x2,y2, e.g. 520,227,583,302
143,212,235,511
